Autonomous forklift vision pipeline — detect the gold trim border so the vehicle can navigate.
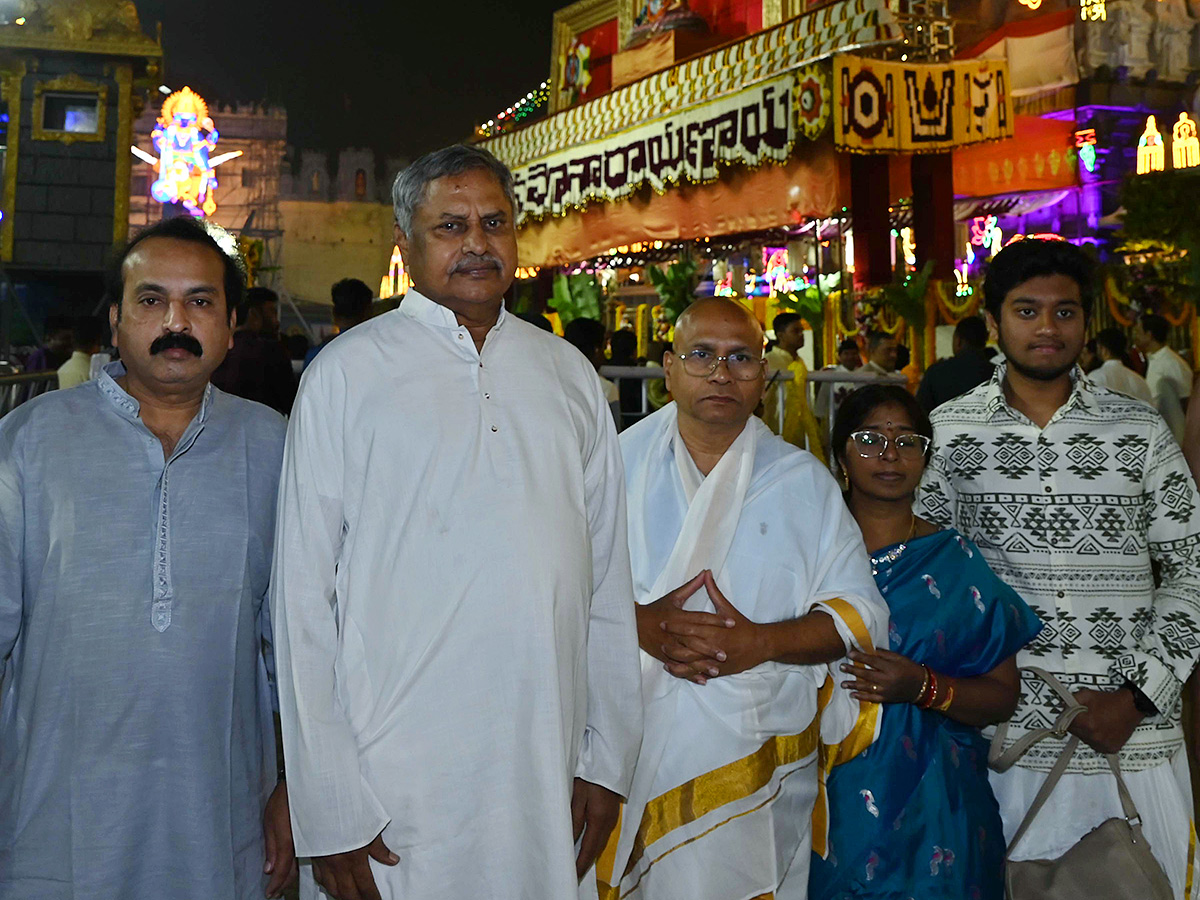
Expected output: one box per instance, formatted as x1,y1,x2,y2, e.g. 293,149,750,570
112,63,132,245
1,62,24,262
625,718,821,876
0,32,161,58
32,72,108,145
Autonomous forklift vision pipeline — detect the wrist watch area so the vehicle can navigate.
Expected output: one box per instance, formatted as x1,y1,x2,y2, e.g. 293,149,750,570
1123,680,1159,717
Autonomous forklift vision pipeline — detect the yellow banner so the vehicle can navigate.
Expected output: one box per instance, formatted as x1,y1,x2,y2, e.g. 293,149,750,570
833,55,1013,153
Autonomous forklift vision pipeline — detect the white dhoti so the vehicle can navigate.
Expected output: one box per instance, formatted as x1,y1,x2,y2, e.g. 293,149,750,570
601,405,887,900
992,750,1198,899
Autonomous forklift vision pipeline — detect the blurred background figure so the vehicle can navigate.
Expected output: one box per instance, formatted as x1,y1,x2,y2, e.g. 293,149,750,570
1088,327,1152,403
764,312,824,462
23,316,74,374
862,331,898,376
210,287,297,415
1134,313,1192,443
916,315,995,413
304,278,375,370
564,316,620,425
608,329,647,430
56,317,107,389
814,337,863,436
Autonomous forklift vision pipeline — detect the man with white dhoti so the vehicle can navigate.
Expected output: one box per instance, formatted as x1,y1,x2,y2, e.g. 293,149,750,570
272,144,643,900
599,298,887,900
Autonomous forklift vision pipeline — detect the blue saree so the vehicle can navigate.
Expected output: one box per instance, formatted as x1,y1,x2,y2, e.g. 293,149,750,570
810,528,1041,900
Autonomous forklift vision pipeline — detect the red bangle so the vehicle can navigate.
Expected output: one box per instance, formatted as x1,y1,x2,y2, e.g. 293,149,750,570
919,670,939,709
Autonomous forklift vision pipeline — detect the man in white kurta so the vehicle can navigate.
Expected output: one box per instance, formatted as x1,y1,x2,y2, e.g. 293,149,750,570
272,146,643,900
599,299,887,900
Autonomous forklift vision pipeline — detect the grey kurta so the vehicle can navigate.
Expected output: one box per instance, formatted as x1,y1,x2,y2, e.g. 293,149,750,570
0,363,285,899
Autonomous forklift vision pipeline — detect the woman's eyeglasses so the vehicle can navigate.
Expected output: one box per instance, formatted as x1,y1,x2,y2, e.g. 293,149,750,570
848,429,931,459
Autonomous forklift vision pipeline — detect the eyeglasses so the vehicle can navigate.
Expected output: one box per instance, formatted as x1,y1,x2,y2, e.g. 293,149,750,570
848,429,931,459
675,349,765,381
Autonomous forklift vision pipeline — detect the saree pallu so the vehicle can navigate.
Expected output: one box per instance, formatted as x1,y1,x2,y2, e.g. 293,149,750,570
810,528,1042,900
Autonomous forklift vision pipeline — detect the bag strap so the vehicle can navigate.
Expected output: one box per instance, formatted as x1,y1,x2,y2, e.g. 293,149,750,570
1006,733,1081,857
989,666,1085,772
993,667,1151,855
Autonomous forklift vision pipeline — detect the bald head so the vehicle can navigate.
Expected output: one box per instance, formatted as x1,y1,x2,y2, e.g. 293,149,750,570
673,297,764,352
665,297,766,434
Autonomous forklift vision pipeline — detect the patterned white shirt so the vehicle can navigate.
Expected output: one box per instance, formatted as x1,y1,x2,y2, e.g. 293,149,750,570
917,364,1200,774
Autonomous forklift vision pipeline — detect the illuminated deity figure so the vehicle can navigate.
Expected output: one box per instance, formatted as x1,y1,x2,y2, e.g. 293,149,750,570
151,87,222,217
1173,113,1200,169
627,0,707,48
1138,115,1166,174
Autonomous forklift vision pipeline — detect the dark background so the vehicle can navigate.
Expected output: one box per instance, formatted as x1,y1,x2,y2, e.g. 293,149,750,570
135,0,564,156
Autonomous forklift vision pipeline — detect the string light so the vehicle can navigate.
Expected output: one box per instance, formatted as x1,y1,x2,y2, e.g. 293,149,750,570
475,82,550,138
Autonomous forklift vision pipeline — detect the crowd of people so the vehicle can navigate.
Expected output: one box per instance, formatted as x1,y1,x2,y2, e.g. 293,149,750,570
2,142,1199,900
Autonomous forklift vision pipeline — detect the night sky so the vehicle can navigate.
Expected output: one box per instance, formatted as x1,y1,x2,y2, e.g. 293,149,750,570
135,0,566,158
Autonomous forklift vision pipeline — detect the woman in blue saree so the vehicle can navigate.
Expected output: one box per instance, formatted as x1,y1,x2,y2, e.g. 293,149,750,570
810,385,1041,900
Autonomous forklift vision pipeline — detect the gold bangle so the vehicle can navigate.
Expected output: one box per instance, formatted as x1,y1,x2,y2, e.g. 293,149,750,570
913,665,930,704
935,682,955,712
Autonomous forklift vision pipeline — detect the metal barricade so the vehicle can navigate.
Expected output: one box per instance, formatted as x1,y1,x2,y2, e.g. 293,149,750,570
0,371,58,418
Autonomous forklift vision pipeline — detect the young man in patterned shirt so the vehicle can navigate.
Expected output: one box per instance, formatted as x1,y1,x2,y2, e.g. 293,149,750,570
917,238,1200,897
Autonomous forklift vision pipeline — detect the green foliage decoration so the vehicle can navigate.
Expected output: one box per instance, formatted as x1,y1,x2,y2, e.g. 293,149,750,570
647,257,700,323
549,273,603,326
878,261,934,329
1119,170,1200,305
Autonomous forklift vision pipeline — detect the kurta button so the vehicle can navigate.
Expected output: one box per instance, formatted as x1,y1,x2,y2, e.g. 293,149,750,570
457,334,464,340
1044,486,1052,493
491,425,498,432
484,393,490,399
1057,591,1065,598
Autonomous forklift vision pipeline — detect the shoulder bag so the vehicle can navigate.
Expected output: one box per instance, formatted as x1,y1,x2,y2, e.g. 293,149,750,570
988,666,1173,900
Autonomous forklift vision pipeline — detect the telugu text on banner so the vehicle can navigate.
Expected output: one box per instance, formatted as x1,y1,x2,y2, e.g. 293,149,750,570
833,55,1013,153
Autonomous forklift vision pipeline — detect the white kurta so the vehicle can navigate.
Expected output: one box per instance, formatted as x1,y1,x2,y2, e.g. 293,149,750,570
272,290,643,899
604,405,887,900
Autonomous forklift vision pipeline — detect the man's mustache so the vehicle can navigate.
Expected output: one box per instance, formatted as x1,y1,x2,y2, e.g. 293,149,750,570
449,254,503,274
149,333,203,357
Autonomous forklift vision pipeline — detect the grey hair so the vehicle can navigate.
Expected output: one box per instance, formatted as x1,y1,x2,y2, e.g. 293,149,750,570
391,144,518,235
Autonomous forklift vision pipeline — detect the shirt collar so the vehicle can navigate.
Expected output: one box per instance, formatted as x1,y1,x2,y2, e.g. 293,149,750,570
399,287,508,333
97,360,215,425
985,361,1097,421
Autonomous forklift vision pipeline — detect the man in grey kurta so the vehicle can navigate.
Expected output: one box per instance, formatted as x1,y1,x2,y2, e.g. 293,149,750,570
0,216,292,898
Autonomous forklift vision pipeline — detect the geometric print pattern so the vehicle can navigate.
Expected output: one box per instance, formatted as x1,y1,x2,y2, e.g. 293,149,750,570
918,366,1200,774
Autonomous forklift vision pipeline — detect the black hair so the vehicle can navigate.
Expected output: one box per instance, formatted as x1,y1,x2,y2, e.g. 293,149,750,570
837,337,859,354
981,238,1094,321
772,312,802,334
44,314,73,336
1095,327,1127,358
1139,313,1169,344
516,311,554,332
105,216,245,322
330,278,374,319
71,316,106,349
832,384,934,473
610,329,638,363
563,316,607,357
953,315,988,349
235,286,278,327
867,330,894,351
